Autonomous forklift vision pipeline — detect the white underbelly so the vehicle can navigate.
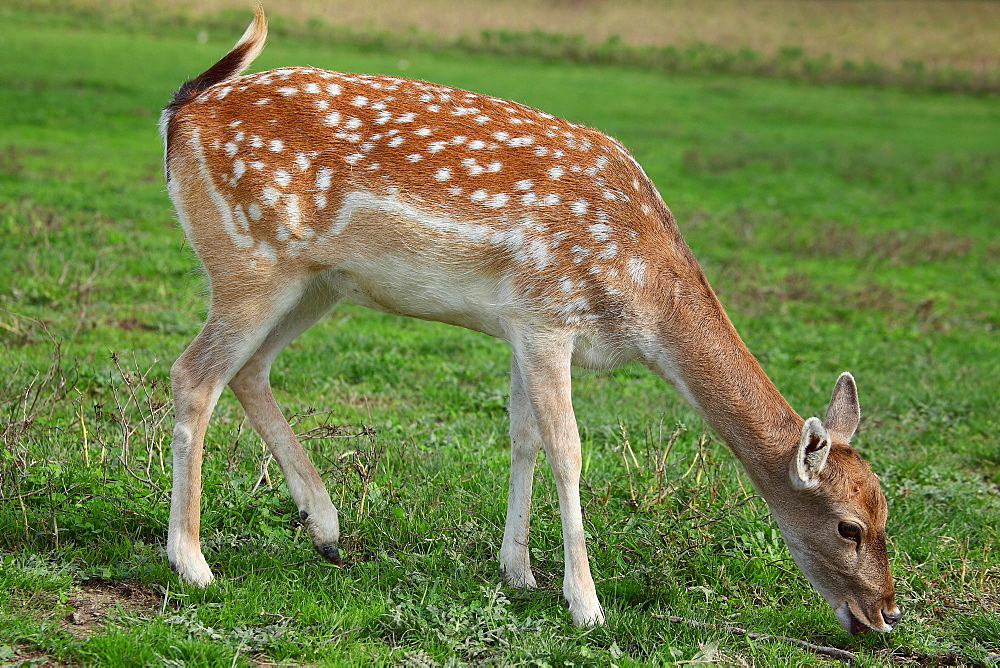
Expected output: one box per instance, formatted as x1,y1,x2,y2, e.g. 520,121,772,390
324,255,514,339
321,255,633,370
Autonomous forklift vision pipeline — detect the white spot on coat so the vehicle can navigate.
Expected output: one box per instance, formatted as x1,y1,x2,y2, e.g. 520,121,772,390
589,223,612,241
262,185,280,206
627,257,647,286
598,242,619,259
316,167,332,190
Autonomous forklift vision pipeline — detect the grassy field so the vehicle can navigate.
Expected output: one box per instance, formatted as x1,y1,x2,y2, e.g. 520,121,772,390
2,3,999,666
15,0,1000,92
29,0,1000,73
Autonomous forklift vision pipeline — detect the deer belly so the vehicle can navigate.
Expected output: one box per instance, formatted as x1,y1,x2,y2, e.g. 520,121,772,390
324,257,512,339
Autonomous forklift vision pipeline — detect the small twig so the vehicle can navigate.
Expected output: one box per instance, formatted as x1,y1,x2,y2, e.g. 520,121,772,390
653,613,858,663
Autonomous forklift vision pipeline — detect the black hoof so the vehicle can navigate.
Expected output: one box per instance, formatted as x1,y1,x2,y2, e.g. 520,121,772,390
316,542,342,565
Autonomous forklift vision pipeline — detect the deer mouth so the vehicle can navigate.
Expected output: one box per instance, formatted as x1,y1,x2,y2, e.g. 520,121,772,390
836,602,881,635
847,609,871,635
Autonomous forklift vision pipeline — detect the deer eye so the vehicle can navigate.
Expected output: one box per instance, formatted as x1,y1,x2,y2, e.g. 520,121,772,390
838,521,862,544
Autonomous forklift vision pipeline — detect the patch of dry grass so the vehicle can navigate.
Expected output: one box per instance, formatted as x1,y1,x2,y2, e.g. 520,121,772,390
54,0,1000,74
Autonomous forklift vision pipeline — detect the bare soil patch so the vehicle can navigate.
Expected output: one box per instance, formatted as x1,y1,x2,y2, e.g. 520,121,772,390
59,578,164,638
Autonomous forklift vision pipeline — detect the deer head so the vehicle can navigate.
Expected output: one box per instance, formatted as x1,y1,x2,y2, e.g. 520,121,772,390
769,373,901,633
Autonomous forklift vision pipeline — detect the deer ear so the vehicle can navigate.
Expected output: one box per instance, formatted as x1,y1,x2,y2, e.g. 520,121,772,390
824,372,861,443
791,417,831,490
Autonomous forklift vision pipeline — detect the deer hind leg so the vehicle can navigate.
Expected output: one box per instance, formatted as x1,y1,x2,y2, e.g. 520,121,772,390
167,281,309,586
499,355,542,589
227,277,343,564
511,331,605,626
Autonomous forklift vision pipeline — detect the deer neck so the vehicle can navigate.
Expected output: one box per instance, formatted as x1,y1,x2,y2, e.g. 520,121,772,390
639,285,803,492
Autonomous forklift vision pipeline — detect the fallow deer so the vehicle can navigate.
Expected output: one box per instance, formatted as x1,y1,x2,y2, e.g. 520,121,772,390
160,6,901,633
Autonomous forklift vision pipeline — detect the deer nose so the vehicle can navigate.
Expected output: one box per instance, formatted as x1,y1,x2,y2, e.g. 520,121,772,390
882,607,903,627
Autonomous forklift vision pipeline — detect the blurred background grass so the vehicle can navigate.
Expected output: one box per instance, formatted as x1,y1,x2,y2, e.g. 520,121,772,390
13,0,1000,92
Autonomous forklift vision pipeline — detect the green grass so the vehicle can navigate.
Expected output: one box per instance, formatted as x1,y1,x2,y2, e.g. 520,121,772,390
2,5,999,666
